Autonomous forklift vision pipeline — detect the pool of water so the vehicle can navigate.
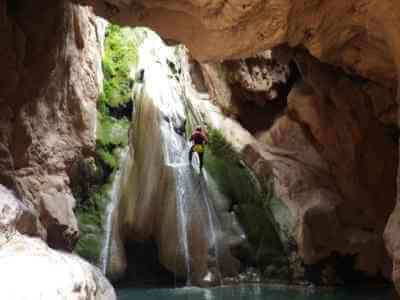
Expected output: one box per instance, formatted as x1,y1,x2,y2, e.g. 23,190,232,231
117,284,395,300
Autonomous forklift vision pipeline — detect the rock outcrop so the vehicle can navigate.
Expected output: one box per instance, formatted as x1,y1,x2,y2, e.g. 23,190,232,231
0,0,103,250
1,234,116,300
74,0,399,90
0,184,116,300
189,47,398,284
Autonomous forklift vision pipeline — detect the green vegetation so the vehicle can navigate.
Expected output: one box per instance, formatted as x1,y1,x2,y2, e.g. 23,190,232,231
73,25,143,264
70,157,110,264
102,24,138,107
204,128,284,265
75,184,111,264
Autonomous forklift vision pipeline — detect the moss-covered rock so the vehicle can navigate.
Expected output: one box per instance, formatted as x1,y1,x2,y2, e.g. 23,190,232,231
74,184,111,264
204,128,286,268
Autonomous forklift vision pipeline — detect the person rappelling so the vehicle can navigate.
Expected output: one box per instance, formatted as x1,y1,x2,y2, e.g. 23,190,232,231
137,69,145,83
189,126,208,172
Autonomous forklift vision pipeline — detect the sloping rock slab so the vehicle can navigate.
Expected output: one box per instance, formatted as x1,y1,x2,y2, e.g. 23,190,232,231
0,233,116,300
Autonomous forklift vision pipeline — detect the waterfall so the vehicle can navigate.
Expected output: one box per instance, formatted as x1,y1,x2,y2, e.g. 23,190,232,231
136,32,225,284
100,148,128,275
161,117,223,285
113,28,245,285
161,120,193,284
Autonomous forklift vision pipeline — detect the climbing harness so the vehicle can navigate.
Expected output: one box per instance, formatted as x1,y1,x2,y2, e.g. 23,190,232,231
193,144,205,153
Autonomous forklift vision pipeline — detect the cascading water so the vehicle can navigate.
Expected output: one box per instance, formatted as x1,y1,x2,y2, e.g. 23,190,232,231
133,30,228,285
108,28,246,286
100,148,128,275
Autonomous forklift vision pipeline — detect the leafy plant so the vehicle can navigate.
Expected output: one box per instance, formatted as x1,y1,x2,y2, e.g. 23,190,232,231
102,25,139,107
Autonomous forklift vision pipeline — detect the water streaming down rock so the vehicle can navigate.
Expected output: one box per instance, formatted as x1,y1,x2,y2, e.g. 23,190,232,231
113,29,245,285
100,148,128,275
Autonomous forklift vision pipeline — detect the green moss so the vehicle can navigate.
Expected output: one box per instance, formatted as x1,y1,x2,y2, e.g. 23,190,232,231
96,112,130,146
75,185,111,264
103,24,138,107
204,128,284,264
95,24,143,172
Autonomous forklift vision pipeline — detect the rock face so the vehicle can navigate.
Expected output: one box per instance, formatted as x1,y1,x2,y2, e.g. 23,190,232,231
75,0,399,90
0,184,41,242
1,234,116,300
192,47,398,284
0,184,116,300
277,50,396,281
0,0,103,250
201,50,296,134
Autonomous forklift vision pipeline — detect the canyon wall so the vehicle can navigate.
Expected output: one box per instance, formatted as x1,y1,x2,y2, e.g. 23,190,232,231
0,0,103,250
194,49,398,283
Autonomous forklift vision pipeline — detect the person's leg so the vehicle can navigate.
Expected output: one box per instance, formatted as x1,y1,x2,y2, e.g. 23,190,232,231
199,152,204,170
189,145,194,165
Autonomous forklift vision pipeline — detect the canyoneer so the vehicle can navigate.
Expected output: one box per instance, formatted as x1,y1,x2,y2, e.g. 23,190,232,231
189,126,208,172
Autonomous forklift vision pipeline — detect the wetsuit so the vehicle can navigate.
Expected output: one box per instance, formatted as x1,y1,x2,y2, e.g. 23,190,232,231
189,129,208,170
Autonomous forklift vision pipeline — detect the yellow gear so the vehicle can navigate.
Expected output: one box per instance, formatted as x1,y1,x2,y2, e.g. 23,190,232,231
193,144,205,153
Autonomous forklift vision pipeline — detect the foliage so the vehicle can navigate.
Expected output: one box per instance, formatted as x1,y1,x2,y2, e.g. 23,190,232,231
97,24,140,170
98,114,130,146
102,24,138,107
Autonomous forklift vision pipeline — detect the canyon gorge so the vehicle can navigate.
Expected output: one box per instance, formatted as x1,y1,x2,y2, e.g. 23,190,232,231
1,0,400,299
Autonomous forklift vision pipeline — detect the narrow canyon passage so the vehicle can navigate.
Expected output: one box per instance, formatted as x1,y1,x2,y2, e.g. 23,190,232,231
1,1,400,300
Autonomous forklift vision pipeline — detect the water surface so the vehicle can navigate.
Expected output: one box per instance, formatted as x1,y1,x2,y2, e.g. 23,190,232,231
117,284,394,300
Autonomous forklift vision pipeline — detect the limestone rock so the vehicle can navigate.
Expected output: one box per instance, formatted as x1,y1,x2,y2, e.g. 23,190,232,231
0,233,116,300
75,0,399,91
0,184,116,300
0,1,103,250
194,47,397,283
0,184,41,243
